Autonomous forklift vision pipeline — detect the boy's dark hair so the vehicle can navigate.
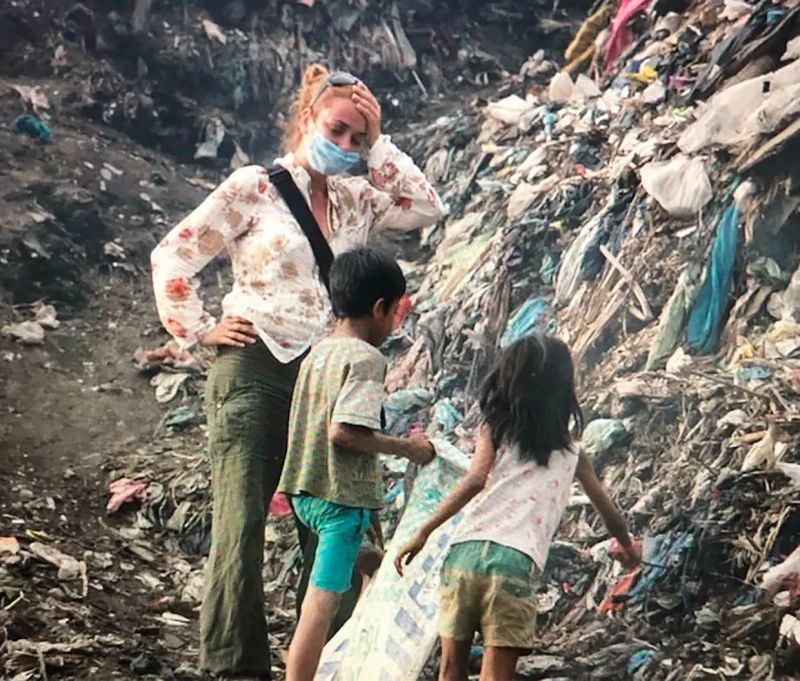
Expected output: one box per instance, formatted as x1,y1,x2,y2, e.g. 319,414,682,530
479,334,583,466
329,247,406,319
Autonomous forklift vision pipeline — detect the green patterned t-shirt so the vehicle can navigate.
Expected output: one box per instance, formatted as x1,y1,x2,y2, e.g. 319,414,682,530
278,337,387,509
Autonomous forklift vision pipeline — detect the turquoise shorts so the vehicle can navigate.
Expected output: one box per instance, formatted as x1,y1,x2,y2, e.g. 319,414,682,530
291,494,371,593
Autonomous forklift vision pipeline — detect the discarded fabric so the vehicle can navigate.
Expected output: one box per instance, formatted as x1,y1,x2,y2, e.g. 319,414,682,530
687,203,740,355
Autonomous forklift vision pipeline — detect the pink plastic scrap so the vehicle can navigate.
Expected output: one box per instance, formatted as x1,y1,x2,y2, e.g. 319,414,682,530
107,477,148,513
604,0,652,71
269,492,292,517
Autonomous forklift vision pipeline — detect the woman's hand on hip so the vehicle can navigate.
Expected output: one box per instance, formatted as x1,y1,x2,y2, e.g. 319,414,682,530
199,316,258,347
353,82,381,148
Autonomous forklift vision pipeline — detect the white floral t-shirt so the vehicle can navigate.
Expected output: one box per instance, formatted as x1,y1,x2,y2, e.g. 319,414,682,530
151,135,445,363
451,443,580,571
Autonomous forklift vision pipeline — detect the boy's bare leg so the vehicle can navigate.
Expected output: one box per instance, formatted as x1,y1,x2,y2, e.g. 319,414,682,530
438,637,471,681
479,646,521,681
285,586,341,681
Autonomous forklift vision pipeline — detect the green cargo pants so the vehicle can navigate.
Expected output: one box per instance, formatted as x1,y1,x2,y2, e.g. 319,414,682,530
199,341,364,677
200,342,303,677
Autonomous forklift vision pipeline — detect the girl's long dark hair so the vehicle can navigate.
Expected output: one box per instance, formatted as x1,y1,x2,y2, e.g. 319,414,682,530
478,334,583,466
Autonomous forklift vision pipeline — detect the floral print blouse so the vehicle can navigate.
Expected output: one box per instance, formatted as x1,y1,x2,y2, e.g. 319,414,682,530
151,135,445,363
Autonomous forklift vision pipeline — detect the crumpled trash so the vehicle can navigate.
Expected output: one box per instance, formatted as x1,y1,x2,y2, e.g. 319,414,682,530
721,0,753,21
29,542,85,582
717,409,748,429
642,80,666,104
741,421,778,472
13,114,53,142
679,59,800,153
640,155,713,218
383,388,435,436
33,303,60,329
202,18,227,44
549,71,575,102
782,35,800,61
582,419,630,455
164,405,198,428
500,297,552,346
666,347,693,373
645,262,702,370
1,321,45,345
0,536,21,556
195,117,226,160
107,478,148,513
150,372,191,403
627,649,657,675
486,95,533,126
604,0,652,70
430,399,462,435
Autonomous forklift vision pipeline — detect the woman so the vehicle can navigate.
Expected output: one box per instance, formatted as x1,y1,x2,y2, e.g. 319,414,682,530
151,64,444,679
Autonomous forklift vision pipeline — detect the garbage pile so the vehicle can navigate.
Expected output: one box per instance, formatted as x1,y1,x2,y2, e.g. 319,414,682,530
379,0,800,676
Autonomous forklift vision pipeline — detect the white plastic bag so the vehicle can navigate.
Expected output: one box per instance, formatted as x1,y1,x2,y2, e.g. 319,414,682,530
486,95,533,126
679,58,800,153
640,155,712,218
548,71,574,102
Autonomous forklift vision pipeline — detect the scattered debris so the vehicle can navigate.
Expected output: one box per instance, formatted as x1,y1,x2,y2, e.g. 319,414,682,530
1,321,45,345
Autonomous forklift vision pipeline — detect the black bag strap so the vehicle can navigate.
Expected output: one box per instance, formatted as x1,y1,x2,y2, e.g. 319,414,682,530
267,164,334,294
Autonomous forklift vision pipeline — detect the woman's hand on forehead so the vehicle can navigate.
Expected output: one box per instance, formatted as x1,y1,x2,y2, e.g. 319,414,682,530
351,82,382,148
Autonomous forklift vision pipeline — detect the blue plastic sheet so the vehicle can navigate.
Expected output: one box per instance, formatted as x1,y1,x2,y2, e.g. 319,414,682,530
500,297,551,347
688,204,739,355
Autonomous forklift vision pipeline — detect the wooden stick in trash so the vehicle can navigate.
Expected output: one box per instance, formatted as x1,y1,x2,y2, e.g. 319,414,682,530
599,244,653,322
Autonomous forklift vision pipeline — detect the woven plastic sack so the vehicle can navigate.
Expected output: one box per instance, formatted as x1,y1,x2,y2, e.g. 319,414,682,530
315,440,470,681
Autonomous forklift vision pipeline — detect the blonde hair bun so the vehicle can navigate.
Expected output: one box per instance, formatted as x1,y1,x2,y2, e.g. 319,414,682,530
301,64,330,98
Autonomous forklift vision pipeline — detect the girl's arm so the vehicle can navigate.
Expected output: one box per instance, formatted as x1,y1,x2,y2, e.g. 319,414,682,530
394,423,496,575
575,451,640,566
362,135,446,232
150,166,264,348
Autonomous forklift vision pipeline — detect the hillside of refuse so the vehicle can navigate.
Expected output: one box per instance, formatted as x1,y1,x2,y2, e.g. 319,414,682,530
2,0,800,679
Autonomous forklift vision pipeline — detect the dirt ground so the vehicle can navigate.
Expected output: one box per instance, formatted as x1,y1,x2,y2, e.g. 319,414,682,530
0,29,229,678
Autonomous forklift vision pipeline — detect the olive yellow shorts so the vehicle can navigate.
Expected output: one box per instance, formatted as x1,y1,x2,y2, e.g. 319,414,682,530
438,540,540,649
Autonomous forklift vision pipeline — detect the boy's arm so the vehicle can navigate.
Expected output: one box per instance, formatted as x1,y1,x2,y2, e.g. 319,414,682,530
575,451,637,556
330,423,433,465
330,352,434,465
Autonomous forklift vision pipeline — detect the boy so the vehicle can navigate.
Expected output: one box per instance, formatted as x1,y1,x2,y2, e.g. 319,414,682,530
279,247,435,681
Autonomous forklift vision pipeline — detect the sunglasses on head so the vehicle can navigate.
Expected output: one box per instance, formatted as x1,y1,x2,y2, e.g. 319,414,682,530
309,72,360,108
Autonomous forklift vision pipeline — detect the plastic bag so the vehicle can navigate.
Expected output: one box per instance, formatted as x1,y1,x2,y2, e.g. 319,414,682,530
678,58,800,153
582,419,629,455
549,71,575,102
640,155,712,218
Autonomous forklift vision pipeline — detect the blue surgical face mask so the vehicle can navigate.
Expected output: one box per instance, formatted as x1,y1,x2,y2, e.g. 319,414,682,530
306,130,360,176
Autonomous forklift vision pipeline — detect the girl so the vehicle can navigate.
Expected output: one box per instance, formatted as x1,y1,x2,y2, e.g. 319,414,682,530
152,64,444,679
394,334,640,681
